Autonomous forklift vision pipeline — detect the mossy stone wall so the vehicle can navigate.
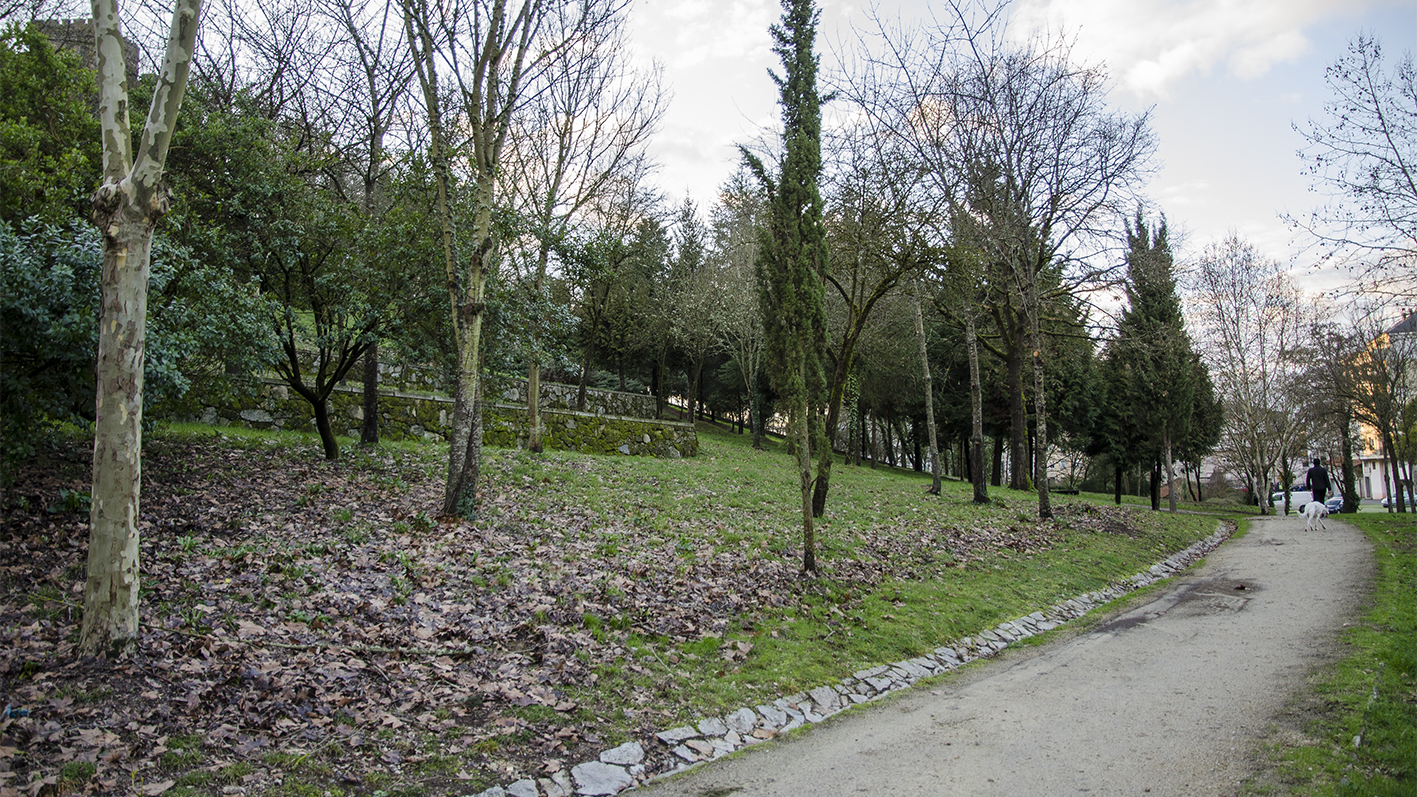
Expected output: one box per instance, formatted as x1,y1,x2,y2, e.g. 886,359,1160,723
180,378,695,458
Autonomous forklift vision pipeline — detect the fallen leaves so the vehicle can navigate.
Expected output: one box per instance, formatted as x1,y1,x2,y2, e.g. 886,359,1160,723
720,640,753,662
0,436,1140,795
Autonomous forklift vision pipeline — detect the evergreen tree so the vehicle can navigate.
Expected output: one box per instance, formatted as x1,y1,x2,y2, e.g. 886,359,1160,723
740,0,830,573
1104,209,1202,511
1177,356,1224,499
0,23,101,226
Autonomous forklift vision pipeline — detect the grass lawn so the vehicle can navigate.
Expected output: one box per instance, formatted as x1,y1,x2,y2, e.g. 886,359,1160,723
1,420,1243,796
1244,510,1417,796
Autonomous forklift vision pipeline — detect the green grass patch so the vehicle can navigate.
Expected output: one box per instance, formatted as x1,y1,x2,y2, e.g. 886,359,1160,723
1246,512,1416,796
160,733,207,770
120,418,1236,787
58,761,97,790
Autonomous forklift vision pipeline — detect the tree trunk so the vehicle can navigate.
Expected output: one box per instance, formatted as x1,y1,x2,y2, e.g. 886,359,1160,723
811,432,833,515
1007,337,1028,491
361,342,378,446
650,362,660,417
1165,433,1177,513
406,9,482,519
966,310,987,503
687,362,700,423
861,408,872,465
1149,461,1161,511
912,418,922,472
811,334,863,515
80,0,201,659
1339,412,1357,511
1031,327,1052,519
527,361,543,453
1382,432,1406,512
750,386,764,449
795,391,816,573
1114,463,1123,505
83,211,153,657
576,346,593,412
443,322,483,519
313,396,339,460
441,178,494,519
913,286,941,494
992,433,1004,487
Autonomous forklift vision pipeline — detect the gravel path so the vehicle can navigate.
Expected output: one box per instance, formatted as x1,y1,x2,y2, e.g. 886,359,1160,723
631,515,1373,797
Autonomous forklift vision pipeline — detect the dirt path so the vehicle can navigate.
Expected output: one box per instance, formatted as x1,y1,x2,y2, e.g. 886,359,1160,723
632,515,1373,797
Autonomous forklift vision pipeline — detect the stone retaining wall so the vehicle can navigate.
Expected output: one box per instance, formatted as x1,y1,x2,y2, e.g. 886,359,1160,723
182,378,696,459
494,378,658,419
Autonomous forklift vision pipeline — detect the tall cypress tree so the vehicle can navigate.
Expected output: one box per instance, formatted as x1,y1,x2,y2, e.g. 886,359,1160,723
740,0,829,573
1105,209,1199,512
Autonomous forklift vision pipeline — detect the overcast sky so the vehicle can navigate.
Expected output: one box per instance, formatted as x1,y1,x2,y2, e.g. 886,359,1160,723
626,0,1416,300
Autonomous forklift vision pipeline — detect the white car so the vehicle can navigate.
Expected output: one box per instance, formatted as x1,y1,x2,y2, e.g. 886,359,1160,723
1270,489,1313,511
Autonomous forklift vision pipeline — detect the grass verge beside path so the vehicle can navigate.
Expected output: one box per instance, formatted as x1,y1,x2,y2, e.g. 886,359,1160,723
2,421,1236,796
1245,512,1417,797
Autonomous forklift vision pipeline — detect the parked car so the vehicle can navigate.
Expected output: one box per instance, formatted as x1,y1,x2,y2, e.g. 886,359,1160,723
1271,489,1313,510
1325,496,1344,514
1381,490,1415,509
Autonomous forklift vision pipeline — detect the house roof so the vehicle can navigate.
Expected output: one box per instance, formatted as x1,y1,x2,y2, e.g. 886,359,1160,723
1389,311,1417,336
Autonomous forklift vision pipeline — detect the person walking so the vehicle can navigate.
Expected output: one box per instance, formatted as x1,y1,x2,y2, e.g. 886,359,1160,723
1306,459,1331,504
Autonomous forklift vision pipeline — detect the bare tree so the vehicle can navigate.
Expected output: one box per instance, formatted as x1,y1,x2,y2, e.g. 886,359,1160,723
809,122,936,515
910,276,942,493
497,13,664,449
1291,35,1417,303
708,168,767,448
841,4,1154,517
403,0,625,517
1336,305,1414,512
80,0,200,656
189,0,326,114
566,161,658,411
935,232,992,503
1187,235,1313,515
314,0,414,448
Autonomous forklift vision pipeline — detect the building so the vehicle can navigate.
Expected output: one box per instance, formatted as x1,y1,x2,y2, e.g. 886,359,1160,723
1351,310,1415,502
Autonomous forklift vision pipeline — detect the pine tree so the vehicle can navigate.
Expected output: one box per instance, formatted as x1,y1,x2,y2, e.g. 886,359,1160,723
740,0,829,573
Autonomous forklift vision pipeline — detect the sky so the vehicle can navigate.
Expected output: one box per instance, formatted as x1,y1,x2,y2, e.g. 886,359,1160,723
626,0,1417,302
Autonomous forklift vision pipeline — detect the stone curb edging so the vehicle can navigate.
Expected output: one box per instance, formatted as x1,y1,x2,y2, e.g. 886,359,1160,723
466,523,1234,797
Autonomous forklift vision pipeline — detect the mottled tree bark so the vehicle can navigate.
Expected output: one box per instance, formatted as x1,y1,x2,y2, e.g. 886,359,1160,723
81,0,201,657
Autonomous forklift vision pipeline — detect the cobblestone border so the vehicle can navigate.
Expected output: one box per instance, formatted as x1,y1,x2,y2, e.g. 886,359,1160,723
468,522,1235,797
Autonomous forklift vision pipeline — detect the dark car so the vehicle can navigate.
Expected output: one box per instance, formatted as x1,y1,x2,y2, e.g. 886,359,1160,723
1325,496,1344,514
1381,490,1415,509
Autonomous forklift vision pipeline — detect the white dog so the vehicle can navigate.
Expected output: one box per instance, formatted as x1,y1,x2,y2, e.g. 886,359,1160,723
1302,500,1329,531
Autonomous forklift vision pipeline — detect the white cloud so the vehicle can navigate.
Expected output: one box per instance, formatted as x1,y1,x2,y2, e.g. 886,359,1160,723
1008,0,1373,97
637,0,778,70
628,0,784,206
1155,179,1210,208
